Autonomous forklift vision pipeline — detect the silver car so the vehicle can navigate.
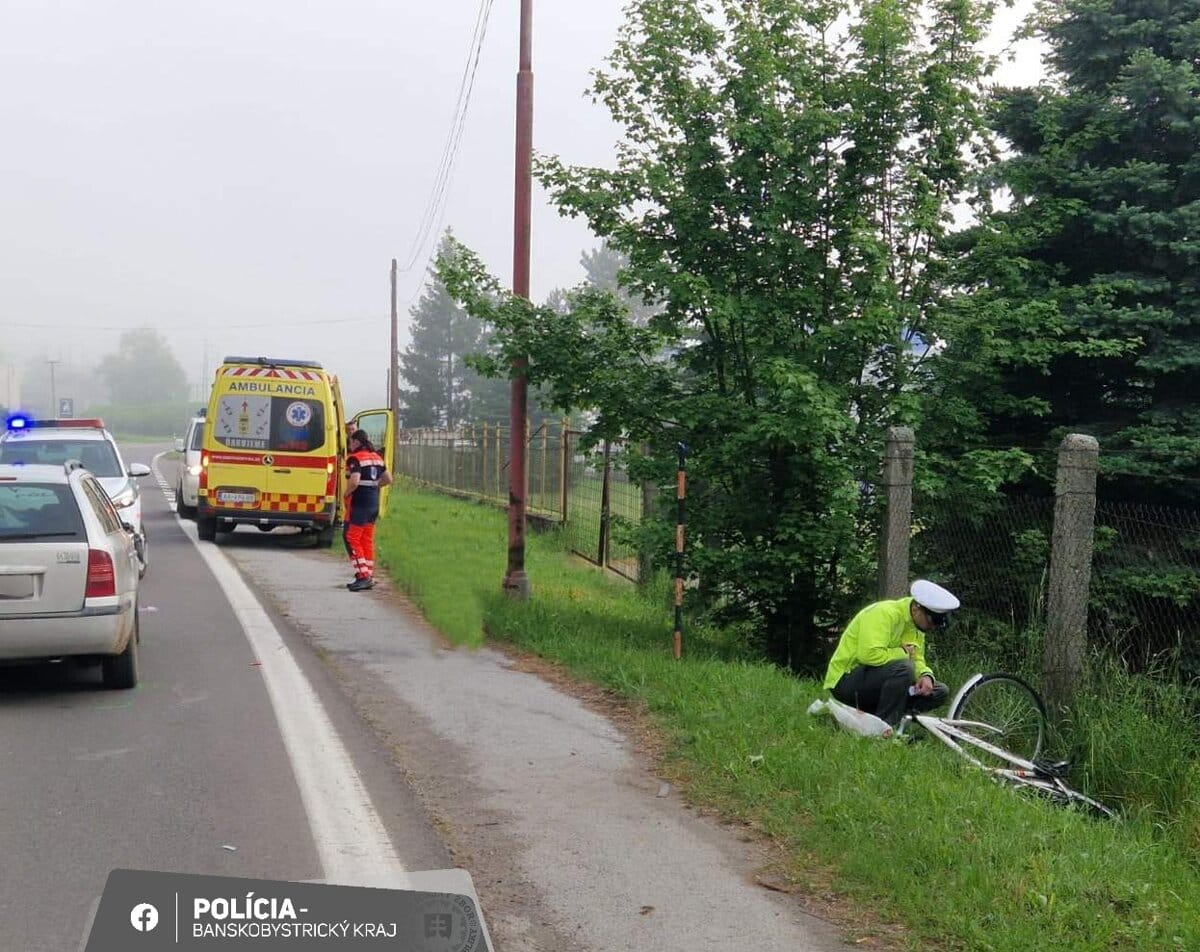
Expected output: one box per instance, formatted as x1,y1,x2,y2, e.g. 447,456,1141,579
0,461,141,688
0,417,151,577
173,412,205,519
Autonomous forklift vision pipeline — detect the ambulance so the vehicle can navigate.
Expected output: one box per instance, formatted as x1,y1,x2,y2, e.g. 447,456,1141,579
196,356,394,545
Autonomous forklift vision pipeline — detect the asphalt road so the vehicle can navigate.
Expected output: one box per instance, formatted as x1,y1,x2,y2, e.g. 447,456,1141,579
0,443,446,952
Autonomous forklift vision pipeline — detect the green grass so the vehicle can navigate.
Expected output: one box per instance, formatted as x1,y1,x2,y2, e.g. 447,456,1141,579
375,482,1200,951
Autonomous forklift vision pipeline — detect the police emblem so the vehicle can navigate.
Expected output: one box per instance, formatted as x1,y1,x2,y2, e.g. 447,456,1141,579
415,893,482,952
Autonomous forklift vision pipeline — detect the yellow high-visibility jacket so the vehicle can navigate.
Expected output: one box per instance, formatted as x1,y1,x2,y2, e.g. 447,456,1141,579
823,596,934,690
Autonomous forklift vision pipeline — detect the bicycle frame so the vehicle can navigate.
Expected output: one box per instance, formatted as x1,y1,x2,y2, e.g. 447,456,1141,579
902,711,1116,818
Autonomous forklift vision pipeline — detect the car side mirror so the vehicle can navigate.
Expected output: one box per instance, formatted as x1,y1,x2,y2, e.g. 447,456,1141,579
174,438,185,452
128,463,152,478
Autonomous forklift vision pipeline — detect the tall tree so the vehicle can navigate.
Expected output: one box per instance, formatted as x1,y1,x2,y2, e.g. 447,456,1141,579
399,236,512,428
442,0,999,669
933,0,1200,502
398,272,480,428
578,243,659,327
97,329,188,406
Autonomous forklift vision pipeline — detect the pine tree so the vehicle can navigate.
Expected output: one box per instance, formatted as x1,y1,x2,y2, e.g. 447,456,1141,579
938,0,1200,503
398,239,489,429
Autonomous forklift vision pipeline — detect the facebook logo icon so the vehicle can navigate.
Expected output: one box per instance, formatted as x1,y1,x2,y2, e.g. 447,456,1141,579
129,903,159,932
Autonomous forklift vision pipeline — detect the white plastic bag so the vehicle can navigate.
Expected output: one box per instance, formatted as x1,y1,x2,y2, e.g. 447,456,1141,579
807,697,894,738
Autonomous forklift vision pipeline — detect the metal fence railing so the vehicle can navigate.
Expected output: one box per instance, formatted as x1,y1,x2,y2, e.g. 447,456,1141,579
394,424,646,582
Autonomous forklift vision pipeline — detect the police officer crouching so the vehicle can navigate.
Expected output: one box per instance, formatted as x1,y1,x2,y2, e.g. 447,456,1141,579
823,580,960,728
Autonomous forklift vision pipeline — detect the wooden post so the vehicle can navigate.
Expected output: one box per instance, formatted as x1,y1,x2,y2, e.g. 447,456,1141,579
638,442,657,583
673,442,688,659
482,424,490,496
599,440,612,566
560,418,570,523
540,421,549,515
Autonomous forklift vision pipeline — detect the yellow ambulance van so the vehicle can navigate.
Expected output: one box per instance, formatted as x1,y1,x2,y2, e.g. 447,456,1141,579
196,356,393,546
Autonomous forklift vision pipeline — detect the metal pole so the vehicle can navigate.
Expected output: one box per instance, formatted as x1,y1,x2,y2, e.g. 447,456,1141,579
46,360,60,417
504,0,534,599
673,443,688,660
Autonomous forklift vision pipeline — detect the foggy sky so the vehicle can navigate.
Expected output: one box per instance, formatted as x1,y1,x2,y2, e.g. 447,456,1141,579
0,0,1037,416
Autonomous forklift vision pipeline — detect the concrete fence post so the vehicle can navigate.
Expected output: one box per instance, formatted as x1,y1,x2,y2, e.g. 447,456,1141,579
878,426,915,599
1043,434,1100,714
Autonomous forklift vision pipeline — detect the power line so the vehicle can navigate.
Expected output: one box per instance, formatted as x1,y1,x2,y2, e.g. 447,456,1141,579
5,318,381,331
396,0,496,277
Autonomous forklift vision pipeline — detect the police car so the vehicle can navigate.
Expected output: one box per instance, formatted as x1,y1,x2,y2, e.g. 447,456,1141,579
0,416,151,577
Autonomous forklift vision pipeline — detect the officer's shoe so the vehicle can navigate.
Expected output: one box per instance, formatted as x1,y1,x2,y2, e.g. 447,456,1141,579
347,577,375,592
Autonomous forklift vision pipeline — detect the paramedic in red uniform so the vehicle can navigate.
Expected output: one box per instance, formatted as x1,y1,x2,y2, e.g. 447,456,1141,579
344,430,392,591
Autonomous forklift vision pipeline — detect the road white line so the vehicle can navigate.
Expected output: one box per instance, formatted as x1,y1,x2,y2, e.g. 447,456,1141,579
152,453,409,887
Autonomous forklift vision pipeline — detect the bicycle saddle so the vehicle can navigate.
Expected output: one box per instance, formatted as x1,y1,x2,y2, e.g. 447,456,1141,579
1032,758,1072,778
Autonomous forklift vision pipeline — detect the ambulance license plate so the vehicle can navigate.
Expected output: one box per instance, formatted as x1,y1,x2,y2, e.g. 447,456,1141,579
218,491,256,504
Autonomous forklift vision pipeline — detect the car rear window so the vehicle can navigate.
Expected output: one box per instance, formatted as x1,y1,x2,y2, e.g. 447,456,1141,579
81,478,123,534
0,438,122,477
212,396,326,452
189,422,206,451
0,483,86,542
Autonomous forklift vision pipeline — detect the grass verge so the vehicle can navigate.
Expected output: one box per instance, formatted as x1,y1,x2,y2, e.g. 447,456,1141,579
376,483,1200,951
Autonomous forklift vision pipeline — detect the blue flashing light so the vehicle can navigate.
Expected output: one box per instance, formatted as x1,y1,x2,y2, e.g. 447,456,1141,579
6,414,30,431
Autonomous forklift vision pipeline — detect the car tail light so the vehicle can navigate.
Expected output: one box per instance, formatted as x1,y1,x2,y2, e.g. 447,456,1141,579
325,456,337,495
86,549,116,598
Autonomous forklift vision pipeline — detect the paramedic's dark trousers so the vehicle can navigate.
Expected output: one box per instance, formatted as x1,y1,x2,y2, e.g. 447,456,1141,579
831,660,949,727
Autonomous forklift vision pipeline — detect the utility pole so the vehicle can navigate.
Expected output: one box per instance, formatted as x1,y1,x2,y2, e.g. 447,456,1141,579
504,0,534,599
390,258,399,443
46,359,61,417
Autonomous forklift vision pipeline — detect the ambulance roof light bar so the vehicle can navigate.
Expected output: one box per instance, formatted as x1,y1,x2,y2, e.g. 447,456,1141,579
222,356,324,370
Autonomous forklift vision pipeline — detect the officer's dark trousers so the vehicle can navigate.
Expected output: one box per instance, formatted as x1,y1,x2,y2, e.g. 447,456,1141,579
831,659,949,727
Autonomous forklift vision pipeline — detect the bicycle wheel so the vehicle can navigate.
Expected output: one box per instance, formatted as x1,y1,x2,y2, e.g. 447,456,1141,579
949,673,1047,765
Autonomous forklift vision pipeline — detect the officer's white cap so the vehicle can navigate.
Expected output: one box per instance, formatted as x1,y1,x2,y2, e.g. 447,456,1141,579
910,579,960,613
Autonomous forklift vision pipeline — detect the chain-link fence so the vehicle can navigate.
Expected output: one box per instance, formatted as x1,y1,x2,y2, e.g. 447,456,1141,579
911,489,1055,666
394,424,647,582
892,432,1200,687
910,489,1200,678
1092,500,1200,678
